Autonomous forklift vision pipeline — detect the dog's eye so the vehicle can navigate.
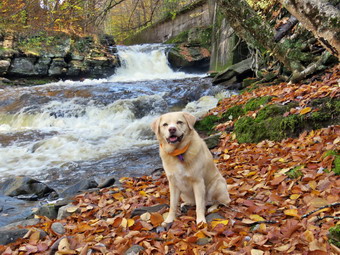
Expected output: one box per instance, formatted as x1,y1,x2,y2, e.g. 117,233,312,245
162,123,168,127
177,121,183,125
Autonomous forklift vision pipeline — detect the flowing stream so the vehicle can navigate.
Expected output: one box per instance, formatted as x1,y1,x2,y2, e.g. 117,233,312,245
0,44,234,192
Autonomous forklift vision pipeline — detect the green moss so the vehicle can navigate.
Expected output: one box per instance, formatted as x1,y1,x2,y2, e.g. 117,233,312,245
329,224,340,248
195,115,219,133
286,166,304,179
244,96,272,112
221,105,245,121
323,150,340,175
256,104,287,122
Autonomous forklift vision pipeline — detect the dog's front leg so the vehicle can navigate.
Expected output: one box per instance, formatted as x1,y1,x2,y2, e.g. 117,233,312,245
163,179,180,225
193,180,206,224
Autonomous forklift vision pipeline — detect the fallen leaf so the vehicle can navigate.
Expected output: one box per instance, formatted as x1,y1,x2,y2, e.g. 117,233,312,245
300,107,312,115
284,209,300,218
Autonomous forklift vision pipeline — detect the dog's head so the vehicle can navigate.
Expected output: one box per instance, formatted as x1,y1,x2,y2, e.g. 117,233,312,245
151,112,196,144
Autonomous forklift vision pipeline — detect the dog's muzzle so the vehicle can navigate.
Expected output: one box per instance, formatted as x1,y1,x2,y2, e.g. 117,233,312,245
167,134,183,144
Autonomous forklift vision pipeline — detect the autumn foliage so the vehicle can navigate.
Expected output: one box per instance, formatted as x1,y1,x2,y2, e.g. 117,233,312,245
0,67,339,254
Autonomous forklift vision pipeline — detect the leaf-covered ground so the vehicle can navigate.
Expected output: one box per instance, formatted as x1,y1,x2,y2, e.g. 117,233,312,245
1,67,339,255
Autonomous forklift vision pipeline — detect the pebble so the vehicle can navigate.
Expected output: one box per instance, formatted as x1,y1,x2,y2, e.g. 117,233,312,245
51,222,65,235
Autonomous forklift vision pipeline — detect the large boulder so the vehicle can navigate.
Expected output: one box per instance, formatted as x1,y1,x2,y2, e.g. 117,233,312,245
212,58,254,89
0,176,56,200
8,57,36,76
168,44,210,73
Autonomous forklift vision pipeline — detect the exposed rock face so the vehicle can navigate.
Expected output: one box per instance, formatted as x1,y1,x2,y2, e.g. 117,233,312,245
0,176,56,200
0,32,119,79
168,44,210,73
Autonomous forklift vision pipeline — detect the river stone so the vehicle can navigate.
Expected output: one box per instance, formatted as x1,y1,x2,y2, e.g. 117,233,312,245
2,218,40,230
9,57,36,76
48,58,67,76
57,203,79,220
0,228,29,245
206,213,225,223
124,245,144,255
204,133,221,149
0,177,56,199
33,203,58,219
51,222,65,235
0,59,10,74
59,178,98,198
131,204,169,217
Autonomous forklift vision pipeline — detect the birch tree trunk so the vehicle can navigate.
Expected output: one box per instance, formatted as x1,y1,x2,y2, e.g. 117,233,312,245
279,0,340,59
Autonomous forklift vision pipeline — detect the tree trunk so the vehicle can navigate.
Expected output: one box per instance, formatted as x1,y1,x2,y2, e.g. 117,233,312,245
217,0,305,75
279,0,340,59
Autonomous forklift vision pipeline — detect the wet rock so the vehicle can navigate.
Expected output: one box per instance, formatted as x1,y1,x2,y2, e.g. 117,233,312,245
59,178,98,198
131,204,169,217
0,176,56,199
124,245,144,255
51,222,65,235
0,195,37,227
2,218,40,230
98,176,116,189
212,58,253,88
67,60,84,76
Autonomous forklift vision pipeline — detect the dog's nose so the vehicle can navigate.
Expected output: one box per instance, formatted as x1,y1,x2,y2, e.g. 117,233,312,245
169,127,176,134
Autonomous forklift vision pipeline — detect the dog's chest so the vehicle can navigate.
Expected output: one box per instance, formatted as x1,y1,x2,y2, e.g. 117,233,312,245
166,162,197,188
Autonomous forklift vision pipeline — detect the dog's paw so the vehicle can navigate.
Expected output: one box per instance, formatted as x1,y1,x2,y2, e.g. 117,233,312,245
161,221,173,231
196,217,207,225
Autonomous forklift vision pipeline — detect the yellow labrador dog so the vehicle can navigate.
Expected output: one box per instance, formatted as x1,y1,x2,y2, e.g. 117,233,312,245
151,112,230,224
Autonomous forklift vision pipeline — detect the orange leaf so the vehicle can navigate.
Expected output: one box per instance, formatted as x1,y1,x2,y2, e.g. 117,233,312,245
150,213,164,226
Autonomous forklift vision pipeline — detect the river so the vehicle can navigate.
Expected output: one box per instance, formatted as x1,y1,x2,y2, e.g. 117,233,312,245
0,44,235,193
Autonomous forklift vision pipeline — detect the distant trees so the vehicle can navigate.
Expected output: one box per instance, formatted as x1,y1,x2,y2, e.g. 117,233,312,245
0,0,196,38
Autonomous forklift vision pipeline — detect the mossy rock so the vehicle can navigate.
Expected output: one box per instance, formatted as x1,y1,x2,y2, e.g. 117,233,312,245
329,224,340,248
221,105,245,121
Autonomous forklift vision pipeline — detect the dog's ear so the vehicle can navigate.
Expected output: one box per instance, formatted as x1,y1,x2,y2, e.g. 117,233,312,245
183,112,196,130
151,116,160,136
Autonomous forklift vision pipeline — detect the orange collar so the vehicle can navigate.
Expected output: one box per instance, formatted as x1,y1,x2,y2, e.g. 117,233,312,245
160,142,191,157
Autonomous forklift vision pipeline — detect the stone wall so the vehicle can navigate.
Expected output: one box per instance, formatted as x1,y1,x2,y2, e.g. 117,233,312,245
126,0,212,44
0,32,119,79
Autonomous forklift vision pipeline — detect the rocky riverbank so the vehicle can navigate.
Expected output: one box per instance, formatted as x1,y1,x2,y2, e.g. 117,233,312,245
0,31,120,83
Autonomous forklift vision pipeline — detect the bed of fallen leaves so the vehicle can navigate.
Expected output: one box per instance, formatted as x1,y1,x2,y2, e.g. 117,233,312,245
1,67,339,255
